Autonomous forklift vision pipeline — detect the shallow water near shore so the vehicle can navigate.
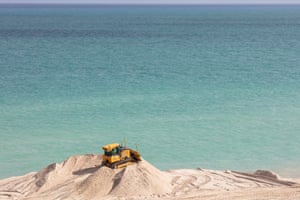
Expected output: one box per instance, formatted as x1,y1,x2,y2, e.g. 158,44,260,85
1,4,300,179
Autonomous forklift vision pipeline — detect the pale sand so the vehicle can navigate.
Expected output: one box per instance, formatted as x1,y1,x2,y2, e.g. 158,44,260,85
0,154,299,200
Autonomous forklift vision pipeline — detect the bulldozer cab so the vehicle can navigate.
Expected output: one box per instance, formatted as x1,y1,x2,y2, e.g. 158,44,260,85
103,143,120,156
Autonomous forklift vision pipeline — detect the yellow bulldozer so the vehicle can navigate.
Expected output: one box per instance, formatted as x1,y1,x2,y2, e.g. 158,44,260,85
101,143,141,169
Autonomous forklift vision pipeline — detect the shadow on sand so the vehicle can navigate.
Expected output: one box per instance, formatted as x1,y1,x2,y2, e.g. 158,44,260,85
72,165,102,175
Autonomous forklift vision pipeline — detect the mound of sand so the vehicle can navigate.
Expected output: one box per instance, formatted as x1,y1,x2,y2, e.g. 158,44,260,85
0,154,172,200
0,154,299,200
76,157,172,199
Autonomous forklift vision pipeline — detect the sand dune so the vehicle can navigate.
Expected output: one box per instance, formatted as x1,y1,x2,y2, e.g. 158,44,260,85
0,154,299,200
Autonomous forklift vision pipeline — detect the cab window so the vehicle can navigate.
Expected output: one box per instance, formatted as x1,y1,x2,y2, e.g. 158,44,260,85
112,147,119,155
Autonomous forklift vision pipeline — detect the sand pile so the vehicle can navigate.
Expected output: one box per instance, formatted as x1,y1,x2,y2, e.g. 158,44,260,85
0,154,102,199
0,154,172,200
77,158,172,199
0,154,299,200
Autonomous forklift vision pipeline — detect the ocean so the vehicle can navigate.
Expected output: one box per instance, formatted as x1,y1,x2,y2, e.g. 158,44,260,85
0,4,300,179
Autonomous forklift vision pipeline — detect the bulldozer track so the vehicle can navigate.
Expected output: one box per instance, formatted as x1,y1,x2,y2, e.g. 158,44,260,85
172,175,198,195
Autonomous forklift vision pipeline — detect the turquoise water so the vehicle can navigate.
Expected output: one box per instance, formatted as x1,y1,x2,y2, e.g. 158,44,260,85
1,5,300,179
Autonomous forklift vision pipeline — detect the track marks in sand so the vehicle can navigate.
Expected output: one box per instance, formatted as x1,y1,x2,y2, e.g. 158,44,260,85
170,170,212,196
168,168,300,199
172,175,198,195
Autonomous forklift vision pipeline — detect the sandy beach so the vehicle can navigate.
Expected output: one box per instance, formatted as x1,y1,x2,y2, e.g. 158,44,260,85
0,154,299,200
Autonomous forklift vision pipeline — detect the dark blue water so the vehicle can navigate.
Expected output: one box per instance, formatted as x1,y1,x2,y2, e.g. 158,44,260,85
1,5,300,178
